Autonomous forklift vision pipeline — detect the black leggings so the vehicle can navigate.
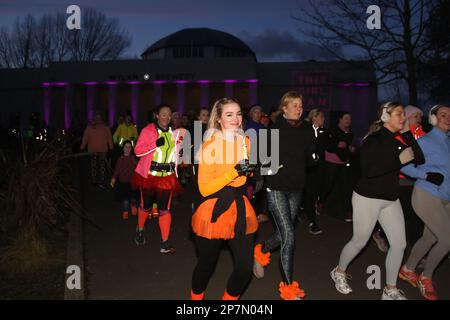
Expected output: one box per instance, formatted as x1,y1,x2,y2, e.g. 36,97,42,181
141,189,172,211
303,165,321,223
191,234,254,297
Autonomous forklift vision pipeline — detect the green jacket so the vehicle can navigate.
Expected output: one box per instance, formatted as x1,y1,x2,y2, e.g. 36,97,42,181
113,123,138,146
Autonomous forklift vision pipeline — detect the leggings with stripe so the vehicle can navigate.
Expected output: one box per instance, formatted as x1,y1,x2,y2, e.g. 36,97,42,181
338,192,406,286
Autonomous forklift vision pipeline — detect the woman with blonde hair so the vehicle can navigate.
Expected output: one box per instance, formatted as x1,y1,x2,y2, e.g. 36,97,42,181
190,98,259,300
330,101,424,300
253,91,316,300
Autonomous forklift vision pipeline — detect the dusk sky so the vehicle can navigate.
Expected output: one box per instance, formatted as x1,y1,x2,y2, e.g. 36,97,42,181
0,0,356,61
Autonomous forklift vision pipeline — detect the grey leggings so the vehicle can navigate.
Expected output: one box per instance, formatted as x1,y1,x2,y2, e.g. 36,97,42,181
338,192,406,286
405,186,450,278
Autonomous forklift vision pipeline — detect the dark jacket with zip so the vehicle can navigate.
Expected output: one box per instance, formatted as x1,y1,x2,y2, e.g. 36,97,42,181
325,126,354,162
355,126,425,201
264,115,316,192
306,122,327,165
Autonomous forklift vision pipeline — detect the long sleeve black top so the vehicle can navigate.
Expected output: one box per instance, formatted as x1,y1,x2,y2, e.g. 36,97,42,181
325,126,354,162
355,126,424,201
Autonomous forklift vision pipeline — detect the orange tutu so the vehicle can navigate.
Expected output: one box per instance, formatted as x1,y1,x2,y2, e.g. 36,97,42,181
192,196,258,239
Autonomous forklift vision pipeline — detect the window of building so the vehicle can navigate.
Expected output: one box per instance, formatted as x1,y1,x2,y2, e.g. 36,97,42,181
173,46,205,58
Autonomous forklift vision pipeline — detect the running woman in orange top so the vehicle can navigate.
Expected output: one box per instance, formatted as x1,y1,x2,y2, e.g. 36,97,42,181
190,98,259,300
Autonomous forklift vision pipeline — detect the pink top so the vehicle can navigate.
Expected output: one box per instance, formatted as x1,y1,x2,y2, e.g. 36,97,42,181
134,123,185,178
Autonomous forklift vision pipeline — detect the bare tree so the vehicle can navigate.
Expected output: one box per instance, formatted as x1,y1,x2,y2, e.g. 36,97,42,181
419,0,450,102
0,26,13,68
51,13,71,62
0,8,131,68
66,8,131,61
34,14,54,68
10,14,38,68
294,0,433,105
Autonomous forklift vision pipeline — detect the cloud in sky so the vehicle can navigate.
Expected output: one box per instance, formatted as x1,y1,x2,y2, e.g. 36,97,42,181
238,29,343,62
0,0,302,18
0,0,347,61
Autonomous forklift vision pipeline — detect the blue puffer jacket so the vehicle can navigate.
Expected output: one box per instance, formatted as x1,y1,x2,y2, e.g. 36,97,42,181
401,127,450,201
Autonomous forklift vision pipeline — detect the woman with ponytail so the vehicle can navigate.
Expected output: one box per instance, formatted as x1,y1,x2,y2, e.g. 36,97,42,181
190,98,259,300
330,101,425,300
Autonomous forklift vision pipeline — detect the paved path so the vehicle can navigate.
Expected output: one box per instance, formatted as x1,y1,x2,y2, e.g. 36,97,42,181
81,160,450,300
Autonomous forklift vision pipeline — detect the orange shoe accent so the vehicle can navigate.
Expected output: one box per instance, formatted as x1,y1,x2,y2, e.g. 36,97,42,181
418,275,438,300
254,244,271,267
399,265,418,288
190,290,205,300
222,291,239,300
122,211,129,219
279,281,306,300
131,205,138,216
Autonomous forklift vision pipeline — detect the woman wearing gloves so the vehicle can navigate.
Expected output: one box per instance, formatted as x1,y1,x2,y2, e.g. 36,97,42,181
399,104,450,300
372,104,428,252
190,98,258,300
330,101,425,300
131,104,184,253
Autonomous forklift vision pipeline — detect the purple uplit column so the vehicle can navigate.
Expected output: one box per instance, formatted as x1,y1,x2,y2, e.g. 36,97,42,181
107,82,118,127
339,84,352,113
199,80,210,108
43,84,51,126
355,86,370,141
247,79,258,106
338,82,370,142
86,83,96,122
153,81,165,106
64,85,74,130
130,82,140,125
224,80,236,98
176,80,187,114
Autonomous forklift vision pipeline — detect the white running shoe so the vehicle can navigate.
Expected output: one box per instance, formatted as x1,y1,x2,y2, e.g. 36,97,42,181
330,266,353,294
381,287,407,300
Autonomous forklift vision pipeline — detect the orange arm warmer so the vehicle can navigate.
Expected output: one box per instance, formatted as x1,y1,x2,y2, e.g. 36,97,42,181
198,164,239,197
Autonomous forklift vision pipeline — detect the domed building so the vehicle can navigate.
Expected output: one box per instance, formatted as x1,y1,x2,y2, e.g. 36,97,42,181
141,28,256,60
0,27,376,139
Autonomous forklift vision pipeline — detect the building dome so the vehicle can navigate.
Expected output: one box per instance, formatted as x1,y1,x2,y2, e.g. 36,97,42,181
141,28,256,60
